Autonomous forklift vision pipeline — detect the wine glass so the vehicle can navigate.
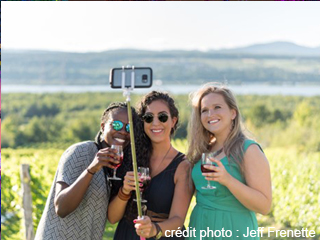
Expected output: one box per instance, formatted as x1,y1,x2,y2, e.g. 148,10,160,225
201,152,218,190
108,145,123,180
134,167,151,203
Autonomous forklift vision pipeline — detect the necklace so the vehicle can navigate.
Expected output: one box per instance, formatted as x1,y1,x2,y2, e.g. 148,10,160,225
211,147,223,157
152,144,172,175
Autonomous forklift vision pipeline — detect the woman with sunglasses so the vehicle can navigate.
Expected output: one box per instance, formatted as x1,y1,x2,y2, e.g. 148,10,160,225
186,84,272,240
108,91,194,239
35,102,147,240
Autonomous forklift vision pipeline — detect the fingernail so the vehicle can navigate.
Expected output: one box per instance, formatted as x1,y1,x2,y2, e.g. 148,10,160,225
133,220,137,223
139,183,143,186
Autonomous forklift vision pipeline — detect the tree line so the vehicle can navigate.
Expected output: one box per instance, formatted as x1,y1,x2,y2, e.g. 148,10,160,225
2,92,320,152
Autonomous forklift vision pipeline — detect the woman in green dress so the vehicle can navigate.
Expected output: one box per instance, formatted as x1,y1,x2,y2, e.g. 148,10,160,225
186,84,272,240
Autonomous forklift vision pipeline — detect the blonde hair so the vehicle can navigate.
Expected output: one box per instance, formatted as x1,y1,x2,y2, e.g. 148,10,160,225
187,83,247,173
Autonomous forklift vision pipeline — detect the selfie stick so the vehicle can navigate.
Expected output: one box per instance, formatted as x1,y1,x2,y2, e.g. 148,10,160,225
121,66,143,219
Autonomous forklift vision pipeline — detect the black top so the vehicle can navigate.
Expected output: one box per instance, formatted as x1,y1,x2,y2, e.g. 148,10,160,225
145,152,185,215
113,152,186,240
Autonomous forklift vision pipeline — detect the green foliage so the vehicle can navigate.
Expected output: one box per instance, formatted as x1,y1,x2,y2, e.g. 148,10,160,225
1,174,22,240
1,149,64,240
25,102,60,118
245,96,320,152
103,223,118,240
266,148,320,235
293,99,318,127
172,138,188,154
245,104,291,128
2,93,320,153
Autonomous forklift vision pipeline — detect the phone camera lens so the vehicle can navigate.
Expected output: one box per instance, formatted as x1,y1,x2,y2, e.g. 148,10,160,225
142,74,148,83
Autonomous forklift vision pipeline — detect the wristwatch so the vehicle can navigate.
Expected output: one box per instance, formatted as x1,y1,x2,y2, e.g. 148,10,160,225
153,222,163,239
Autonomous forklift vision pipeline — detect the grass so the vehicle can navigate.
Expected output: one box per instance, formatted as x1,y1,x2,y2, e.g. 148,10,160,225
103,223,118,240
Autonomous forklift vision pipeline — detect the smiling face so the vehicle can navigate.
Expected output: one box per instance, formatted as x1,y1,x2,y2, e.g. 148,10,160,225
101,108,130,147
143,100,177,144
200,93,236,136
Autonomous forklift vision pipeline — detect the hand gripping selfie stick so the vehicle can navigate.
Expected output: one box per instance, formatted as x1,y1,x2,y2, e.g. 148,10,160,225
121,66,143,219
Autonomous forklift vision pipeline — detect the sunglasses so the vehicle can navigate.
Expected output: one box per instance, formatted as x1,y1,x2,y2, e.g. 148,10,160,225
112,120,130,133
142,113,169,124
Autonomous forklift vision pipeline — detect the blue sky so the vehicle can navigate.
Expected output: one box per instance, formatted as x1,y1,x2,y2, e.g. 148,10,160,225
2,2,320,52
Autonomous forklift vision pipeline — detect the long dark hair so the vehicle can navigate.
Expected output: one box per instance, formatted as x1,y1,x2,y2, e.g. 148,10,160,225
117,91,181,223
120,91,181,223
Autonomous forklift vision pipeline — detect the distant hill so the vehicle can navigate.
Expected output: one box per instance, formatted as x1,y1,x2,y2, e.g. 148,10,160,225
2,42,320,85
215,41,320,56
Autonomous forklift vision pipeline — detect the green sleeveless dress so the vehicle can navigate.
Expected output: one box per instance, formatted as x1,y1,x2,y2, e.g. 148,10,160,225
187,140,261,240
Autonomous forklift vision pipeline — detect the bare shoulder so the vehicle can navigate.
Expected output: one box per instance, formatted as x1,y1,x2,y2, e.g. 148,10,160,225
175,158,192,180
244,144,269,166
178,157,193,171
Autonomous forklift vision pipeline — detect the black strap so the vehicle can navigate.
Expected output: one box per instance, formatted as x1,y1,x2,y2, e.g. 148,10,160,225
167,152,185,170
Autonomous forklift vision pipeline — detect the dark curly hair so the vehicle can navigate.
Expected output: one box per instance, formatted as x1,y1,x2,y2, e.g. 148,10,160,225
116,91,181,223
94,102,151,222
138,91,179,137
111,92,181,223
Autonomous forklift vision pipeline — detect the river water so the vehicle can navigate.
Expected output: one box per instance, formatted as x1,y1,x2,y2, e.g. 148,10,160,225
2,84,320,96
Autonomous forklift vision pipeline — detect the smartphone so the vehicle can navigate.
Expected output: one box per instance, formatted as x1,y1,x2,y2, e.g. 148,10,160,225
110,67,153,88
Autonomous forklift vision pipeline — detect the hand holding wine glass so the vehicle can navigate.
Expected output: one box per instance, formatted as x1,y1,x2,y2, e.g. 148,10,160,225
201,153,217,190
134,167,151,203
203,155,231,187
108,144,123,180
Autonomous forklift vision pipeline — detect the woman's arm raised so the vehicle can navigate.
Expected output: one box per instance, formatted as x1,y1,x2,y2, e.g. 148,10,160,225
134,160,194,238
54,147,119,218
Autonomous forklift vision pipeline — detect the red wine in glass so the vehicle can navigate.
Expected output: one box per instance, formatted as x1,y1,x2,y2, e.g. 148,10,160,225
201,153,216,189
108,145,123,180
134,167,150,203
112,155,123,169
141,177,151,192
201,165,216,173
